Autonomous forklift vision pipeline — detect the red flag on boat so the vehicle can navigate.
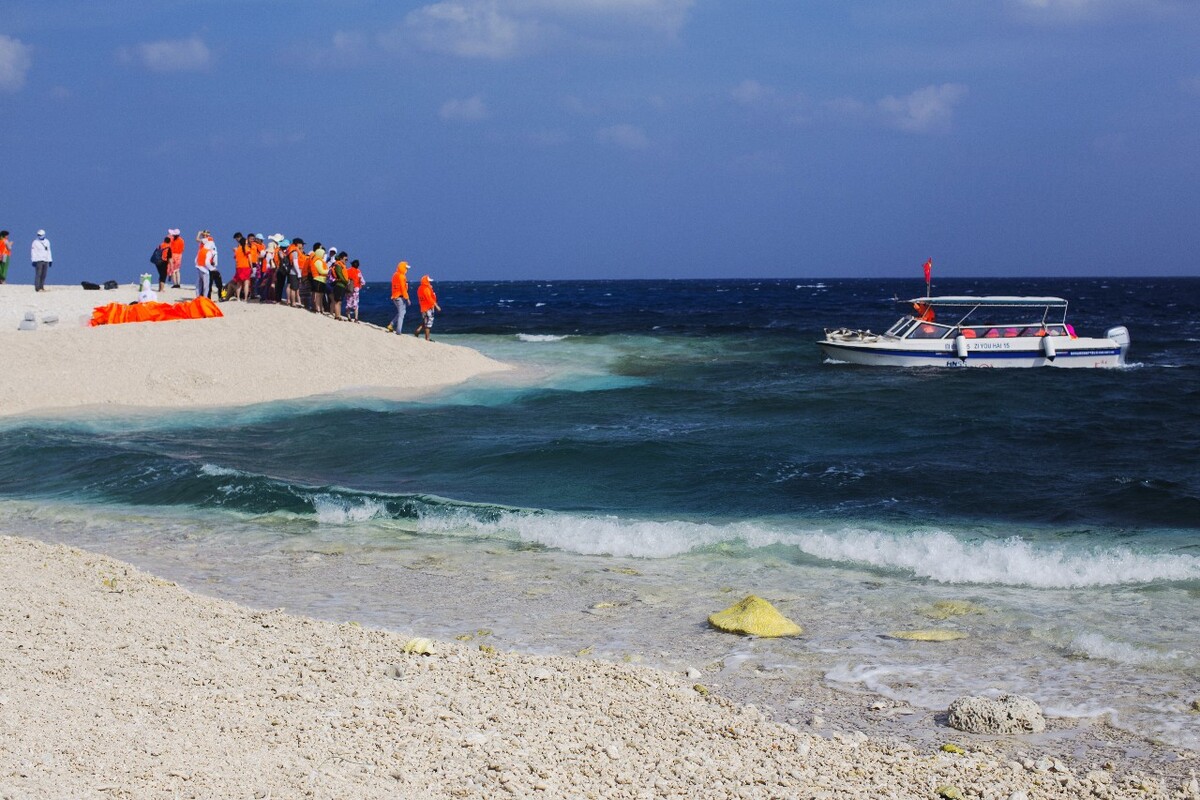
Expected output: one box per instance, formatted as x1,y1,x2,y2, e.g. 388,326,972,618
923,258,932,285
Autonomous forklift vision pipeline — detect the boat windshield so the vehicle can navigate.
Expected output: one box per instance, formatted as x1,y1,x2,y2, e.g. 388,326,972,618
886,318,919,337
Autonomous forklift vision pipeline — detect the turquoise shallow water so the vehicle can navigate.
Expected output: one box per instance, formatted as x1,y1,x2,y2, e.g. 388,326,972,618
2,277,1198,749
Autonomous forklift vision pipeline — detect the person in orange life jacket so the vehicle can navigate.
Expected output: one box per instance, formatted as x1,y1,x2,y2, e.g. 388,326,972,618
412,274,441,341
344,259,364,322
0,230,12,284
264,235,282,303
298,239,315,310
308,242,328,313
286,238,304,308
269,234,288,304
231,232,252,301
168,229,185,288
247,234,266,300
153,236,171,291
194,230,216,299
386,261,410,334
328,251,350,321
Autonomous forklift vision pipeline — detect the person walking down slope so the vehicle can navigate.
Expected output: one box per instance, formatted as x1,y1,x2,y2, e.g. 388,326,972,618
0,230,11,284
345,259,364,322
386,261,410,334
31,229,52,292
412,274,441,341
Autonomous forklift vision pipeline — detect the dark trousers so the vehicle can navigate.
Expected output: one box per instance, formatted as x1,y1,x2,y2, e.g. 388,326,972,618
33,261,49,291
208,270,224,299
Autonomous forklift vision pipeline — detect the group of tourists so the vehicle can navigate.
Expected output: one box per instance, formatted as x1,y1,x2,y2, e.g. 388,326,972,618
150,228,441,336
0,228,54,291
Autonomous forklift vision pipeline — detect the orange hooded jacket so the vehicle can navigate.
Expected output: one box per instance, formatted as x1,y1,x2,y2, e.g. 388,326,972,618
391,263,410,301
417,275,437,313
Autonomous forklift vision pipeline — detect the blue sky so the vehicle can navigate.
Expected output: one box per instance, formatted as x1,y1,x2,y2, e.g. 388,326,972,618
2,0,1198,282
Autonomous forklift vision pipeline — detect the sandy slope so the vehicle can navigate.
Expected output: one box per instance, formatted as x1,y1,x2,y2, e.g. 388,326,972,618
0,284,509,417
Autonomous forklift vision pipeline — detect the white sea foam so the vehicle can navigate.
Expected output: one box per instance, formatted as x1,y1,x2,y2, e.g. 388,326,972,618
415,510,1200,588
1068,632,1198,669
516,334,569,343
199,463,247,477
310,494,390,524
790,528,1200,588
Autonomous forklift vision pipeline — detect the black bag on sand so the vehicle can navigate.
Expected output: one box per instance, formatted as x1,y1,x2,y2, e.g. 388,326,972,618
103,280,119,290
81,281,100,290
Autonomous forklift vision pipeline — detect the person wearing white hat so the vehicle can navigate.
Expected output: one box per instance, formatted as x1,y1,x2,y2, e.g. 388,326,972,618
168,229,184,289
31,229,52,292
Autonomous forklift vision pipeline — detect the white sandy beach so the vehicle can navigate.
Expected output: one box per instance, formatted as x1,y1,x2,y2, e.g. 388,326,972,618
2,534,1189,800
0,283,509,417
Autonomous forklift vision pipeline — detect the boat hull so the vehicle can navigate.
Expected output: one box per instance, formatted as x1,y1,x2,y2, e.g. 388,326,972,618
818,338,1125,368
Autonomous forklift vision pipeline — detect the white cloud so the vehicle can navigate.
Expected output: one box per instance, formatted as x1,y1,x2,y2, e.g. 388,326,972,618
1009,0,1170,22
0,35,33,92
439,95,489,122
596,123,649,150
514,0,694,35
731,79,774,107
730,79,809,125
120,37,211,72
877,83,968,133
404,2,539,59
398,0,694,59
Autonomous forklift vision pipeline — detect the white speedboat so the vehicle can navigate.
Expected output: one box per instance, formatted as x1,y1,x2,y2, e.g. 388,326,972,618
819,296,1130,368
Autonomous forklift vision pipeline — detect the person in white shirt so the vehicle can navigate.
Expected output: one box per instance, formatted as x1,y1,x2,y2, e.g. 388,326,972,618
31,229,52,292
195,230,217,299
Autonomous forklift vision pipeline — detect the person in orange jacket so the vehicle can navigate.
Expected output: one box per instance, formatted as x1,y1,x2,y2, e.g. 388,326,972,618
345,259,364,322
412,274,441,341
0,230,10,284
386,261,410,334
168,228,185,288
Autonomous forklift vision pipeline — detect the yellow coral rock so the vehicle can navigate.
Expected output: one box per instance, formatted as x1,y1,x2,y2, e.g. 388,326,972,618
708,595,802,637
403,637,435,655
940,743,966,754
920,600,986,620
888,629,968,642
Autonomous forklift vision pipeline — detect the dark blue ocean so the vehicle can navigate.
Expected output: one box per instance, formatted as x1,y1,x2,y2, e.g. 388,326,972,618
2,277,1198,749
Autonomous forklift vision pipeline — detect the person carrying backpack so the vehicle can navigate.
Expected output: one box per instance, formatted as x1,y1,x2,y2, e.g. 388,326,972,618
151,236,171,291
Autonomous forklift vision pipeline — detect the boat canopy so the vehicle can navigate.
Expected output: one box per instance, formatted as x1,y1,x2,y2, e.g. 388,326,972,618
905,296,1067,307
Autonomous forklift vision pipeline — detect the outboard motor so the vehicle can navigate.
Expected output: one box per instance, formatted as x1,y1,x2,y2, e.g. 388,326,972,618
1107,326,1131,364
